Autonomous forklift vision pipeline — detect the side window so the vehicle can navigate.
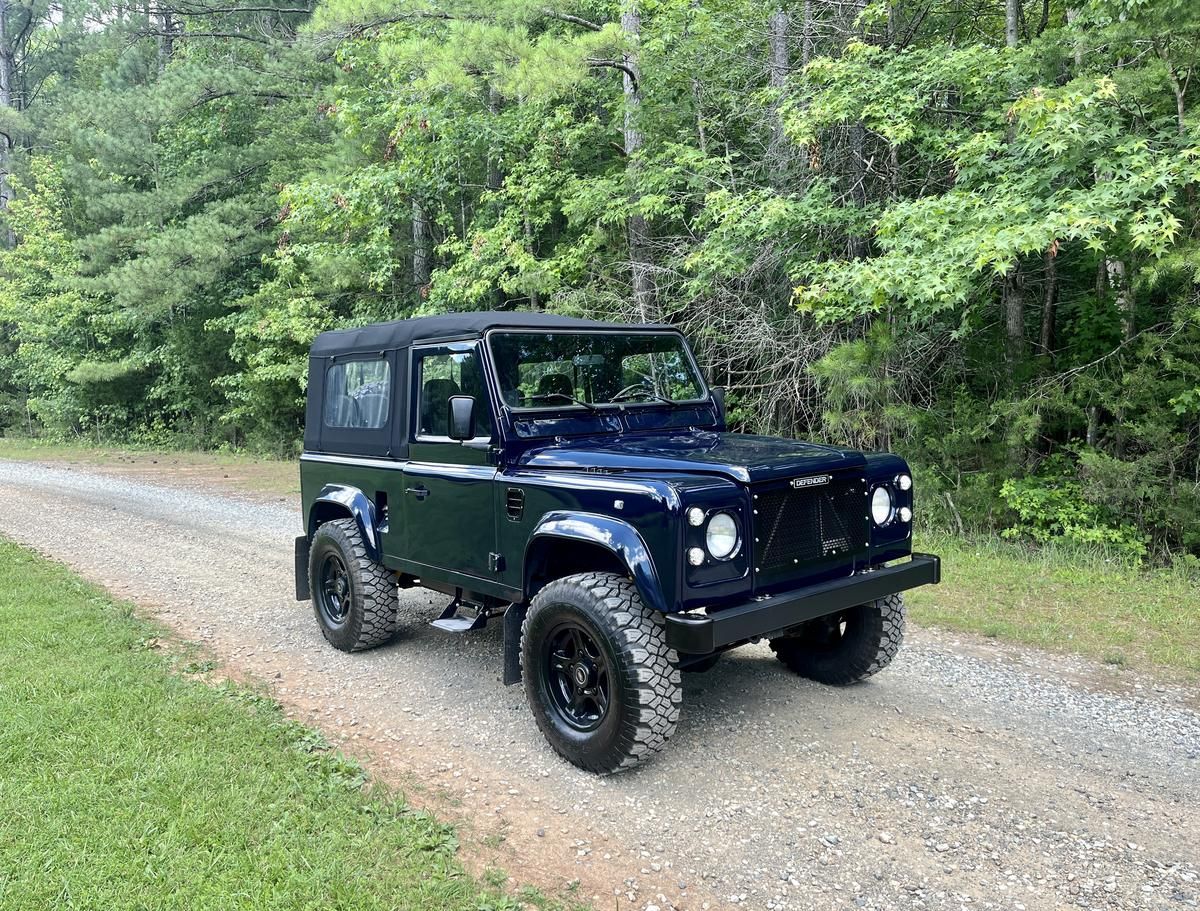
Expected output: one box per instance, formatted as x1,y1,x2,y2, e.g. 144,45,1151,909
413,346,494,440
324,359,391,429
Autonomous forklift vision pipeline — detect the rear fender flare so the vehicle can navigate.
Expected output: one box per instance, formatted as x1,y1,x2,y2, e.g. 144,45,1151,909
308,484,381,563
526,512,668,614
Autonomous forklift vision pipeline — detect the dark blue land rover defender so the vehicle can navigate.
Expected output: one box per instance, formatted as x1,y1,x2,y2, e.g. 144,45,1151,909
295,312,940,773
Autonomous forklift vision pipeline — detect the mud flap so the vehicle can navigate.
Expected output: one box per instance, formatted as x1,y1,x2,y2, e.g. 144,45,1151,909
502,603,526,686
294,535,311,601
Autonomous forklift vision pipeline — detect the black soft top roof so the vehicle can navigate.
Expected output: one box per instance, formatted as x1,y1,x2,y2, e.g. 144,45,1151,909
310,310,674,358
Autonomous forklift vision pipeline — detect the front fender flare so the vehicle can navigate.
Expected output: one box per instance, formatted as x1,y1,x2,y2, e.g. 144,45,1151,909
526,512,669,614
309,484,381,562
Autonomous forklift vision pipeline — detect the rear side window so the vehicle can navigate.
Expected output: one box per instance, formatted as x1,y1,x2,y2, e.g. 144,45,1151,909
324,359,391,429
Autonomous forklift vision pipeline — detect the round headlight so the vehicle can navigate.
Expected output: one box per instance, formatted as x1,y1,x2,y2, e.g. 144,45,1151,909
705,511,740,560
687,546,706,566
686,506,706,527
870,487,894,526
896,473,912,492
898,506,912,523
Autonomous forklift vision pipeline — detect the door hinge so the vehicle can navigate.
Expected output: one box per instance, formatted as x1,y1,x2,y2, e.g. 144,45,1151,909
488,552,505,573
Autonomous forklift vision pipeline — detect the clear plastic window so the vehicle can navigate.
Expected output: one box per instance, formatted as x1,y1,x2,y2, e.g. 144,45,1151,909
324,359,391,429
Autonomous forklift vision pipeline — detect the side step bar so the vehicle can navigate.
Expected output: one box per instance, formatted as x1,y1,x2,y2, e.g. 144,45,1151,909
430,590,489,633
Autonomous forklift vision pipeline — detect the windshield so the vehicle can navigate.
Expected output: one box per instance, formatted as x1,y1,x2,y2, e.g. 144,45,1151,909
489,331,706,409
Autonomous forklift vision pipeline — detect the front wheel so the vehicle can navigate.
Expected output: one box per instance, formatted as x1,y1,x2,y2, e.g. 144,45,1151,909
769,593,905,685
521,572,683,774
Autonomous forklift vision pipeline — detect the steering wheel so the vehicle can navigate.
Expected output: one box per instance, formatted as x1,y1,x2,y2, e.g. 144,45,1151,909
610,383,654,402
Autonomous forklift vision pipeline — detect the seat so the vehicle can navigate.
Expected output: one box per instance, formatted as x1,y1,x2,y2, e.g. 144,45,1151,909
536,373,574,401
354,392,389,428
421,377,461,436
325,393,358,428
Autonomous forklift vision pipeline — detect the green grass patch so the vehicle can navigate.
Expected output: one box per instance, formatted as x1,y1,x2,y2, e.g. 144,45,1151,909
0,538,552,910
909,533,1200,678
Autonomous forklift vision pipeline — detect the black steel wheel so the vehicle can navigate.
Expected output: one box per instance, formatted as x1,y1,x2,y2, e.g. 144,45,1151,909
769,593,905,685
544,621,612,731
317,552,352,626
522,572,682,774
307,518,399,652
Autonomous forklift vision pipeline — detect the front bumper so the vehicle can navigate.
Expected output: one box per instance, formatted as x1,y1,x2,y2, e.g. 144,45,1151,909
665,553,941,654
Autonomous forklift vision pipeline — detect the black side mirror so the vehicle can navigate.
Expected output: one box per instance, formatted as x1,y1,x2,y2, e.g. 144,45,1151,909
711,386,727,427
447,395,476,441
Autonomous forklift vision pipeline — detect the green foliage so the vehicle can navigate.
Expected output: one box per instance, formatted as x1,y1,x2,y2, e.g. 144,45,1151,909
999,458,1148,558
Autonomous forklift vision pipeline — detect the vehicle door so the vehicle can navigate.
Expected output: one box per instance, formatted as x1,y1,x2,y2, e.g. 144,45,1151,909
401,341,499,585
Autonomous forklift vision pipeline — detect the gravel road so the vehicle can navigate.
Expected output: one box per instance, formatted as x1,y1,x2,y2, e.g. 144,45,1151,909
1,460,1197,911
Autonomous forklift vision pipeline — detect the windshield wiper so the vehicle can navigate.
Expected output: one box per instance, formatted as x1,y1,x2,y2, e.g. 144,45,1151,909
525,392,598,411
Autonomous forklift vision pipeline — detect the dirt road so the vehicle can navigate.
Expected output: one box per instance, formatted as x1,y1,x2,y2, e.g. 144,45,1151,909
1,460,1196,911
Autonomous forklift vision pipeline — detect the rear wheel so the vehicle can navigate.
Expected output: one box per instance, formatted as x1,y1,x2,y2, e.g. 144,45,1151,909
769,594,905,685
309,518,398,652
522,572,682,774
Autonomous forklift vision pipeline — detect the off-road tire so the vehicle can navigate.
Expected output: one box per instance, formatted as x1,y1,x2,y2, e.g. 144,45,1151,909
522,572,683,774
309,518,398,652
769,593,905,685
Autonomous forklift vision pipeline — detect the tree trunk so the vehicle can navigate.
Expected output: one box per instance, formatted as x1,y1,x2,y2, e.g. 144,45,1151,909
1066,8,1083,68
0,0,16,248
412,200,431,290
1107,257,1134,342
1002,0,1023,374
157,9,175,69
767,8,790,184
846,0,868,257
487,84,506,309
525,216,541,311
1157,41,1188,137
690,0,707,155
1004,266,1026,372
487,85,503,194
847,121,867,257
621,0,653,320
1005,0,1020,48
1039,244,1057,355
801,0,813,65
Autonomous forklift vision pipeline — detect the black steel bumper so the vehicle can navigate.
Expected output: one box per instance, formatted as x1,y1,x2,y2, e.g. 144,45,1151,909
665,553,941,654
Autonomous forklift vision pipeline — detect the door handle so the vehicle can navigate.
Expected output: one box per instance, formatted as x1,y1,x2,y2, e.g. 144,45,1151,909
406,486,430,500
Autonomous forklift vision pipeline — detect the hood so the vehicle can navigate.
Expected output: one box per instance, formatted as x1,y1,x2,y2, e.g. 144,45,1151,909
516,431,866,484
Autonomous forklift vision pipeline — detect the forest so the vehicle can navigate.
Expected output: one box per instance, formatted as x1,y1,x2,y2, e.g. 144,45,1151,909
0,0,1197,560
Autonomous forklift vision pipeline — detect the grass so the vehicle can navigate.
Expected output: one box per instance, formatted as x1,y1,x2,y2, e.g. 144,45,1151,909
909,532,1200,678
0,538,556,911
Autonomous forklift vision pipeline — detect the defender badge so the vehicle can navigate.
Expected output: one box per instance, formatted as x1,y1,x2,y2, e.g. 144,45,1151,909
791,474,832,489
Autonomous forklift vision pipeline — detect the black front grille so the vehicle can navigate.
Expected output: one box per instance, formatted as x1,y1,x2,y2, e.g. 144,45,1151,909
751,475,867,574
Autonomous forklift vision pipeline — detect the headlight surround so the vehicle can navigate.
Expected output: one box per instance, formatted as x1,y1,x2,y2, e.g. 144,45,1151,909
870,486,894,526
705,511,740,560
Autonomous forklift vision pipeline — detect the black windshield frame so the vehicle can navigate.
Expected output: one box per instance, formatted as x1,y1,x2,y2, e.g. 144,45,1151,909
485,329,709,412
